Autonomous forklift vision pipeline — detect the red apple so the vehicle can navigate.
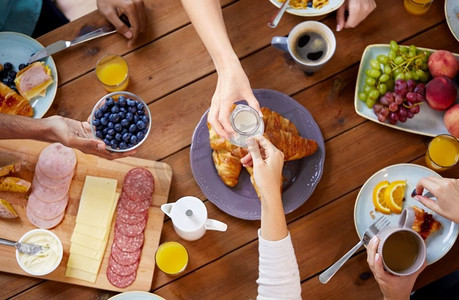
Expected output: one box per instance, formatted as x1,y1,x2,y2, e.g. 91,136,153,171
425,76,457,110
444,104,459,138
428,50,459,79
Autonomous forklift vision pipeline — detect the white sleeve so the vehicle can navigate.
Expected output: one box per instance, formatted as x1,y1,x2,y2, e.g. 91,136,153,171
256,229,302,300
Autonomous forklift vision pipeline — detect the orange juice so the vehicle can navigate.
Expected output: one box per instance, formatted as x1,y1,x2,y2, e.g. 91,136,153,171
404,0,433,16
425,134,459,171
155,242,188,275
96,55,129,92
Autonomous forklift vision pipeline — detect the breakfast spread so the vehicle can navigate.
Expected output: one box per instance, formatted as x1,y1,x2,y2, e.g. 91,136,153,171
14,62,53,101
27,143,76,229
412,206,442,240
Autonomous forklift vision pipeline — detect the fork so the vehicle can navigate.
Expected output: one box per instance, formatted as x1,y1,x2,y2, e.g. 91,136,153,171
319,216,391,284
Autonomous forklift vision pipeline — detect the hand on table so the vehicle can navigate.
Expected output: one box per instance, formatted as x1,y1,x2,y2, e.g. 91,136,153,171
336,0,376,31
97,0,146,47
367,236,426,300
414,176,459,224
45,116,136,160
208,63,261,140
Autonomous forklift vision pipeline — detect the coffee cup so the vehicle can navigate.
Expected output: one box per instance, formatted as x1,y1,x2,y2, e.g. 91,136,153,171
377,208,426,276
271,21,336,74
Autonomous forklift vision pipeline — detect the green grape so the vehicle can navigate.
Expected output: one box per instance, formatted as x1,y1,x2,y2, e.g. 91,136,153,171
415,58,423,66
419,72,429,82
368,90,380,100
365,77,376,86
379,74,390,82
386,79,394,91
405,71,412,80
395,73,405,80
366,98,377,109
364,84,372,93
415,69,425,78
394,56,405,65
377,55,389,64
388,50,396,60
421,63,428,70
365,69,372,77
393,68,402,76
408,51,416,58
384,65,391,74
411,70,419,81
409,45,417,53
369,69,381,78
390,40,399,51
378,83,387,95
400,47,408,54
370,59,380,70
358,92,367,102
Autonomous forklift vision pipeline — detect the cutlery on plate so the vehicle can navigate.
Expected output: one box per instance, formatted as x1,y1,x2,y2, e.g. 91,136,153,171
411,189,434,199
319,216,391,284
268,0,290,28
28,25,117,64
0,237,47,255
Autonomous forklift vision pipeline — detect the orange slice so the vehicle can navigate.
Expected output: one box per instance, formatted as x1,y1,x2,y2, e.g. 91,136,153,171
384,180,406,214
372,180,391,214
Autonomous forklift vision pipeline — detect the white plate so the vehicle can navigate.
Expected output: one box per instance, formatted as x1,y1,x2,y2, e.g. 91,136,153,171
354,44,459,137
0,31,58,118
109,291,165,300
445,0,459,42
269,0,344,17
354,163,459,265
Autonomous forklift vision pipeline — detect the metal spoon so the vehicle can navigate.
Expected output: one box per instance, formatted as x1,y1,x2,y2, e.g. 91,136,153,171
0,237,47,255
268,0,290,28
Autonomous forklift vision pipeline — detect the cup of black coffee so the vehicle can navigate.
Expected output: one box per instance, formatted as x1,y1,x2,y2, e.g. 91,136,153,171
271,21,336,74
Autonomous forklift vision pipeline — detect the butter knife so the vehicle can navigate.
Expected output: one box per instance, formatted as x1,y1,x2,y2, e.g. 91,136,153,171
28,25,117,64
0,237,47,255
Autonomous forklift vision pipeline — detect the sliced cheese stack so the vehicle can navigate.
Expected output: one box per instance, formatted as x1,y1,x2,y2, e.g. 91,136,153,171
27,143,76,229
66,175,118,283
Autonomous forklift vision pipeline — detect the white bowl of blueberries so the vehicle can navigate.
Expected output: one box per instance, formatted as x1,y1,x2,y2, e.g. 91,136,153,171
91,91,151,152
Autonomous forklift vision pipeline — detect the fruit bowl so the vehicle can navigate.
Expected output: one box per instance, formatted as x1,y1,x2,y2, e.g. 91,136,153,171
90,91,151,152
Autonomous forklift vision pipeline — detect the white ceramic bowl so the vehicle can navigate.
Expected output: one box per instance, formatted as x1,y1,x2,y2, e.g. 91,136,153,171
90,91,152,152
16,229,63,276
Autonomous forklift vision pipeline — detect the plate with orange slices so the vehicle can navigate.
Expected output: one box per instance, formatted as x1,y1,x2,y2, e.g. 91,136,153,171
353,163,459,264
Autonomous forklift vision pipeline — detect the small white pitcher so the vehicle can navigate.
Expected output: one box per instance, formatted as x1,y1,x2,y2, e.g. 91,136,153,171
161,196,227,241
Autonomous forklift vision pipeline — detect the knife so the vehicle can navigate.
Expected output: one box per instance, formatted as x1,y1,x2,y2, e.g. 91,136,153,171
28,25,117,64
0,237,47,255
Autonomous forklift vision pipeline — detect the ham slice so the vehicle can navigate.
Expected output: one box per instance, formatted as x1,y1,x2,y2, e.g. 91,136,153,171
14,62,53,101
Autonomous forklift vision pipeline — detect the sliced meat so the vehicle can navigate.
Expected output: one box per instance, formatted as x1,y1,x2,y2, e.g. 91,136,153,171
26,203,64,229
36,143,76,178
34,165,74,188
113,228,144,252
106,264,136,288
31,179,70,203
115,203,148,225
27,193,68,220
108,254,139,277
119,191,151,213
115,217,147,237
122,168,154,202
110,243,141,266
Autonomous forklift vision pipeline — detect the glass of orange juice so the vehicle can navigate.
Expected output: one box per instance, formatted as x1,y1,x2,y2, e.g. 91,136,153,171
403,0,433,16
96,54,129,92
425,134,459,172
155,241,189,275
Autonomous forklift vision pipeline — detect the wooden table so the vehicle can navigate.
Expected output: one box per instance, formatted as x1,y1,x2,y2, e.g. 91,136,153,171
1,0,458,298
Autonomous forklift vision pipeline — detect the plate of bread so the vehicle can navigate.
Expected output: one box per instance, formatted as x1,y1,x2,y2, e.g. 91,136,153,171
0,31,57,118
354,163,459,264
190,89,325,220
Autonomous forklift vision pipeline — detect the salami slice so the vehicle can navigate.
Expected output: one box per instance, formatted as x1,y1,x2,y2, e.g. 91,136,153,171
106,264,136,288
34,165,74,188
37,143,76,178
119,191,151,213
115,203,148,225
27,193,68,220
26,204,64,229
114,228,144,252
110,243,141,266
31,179,70,203
122,168,154,202
115,216,147,237
108,254,139,277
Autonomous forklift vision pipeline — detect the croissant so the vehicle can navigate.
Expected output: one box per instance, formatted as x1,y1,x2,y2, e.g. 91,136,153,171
264,130,318,161
212,150,242,187
0,82,33,117
245,166,261,199
262,107,298,134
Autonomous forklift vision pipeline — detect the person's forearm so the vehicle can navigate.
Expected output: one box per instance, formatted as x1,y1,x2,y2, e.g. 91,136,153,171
260,193,288,241
0,114,54,141
181,0,240,72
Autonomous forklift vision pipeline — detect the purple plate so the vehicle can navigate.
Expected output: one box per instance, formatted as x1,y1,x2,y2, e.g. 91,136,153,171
190,89,325,220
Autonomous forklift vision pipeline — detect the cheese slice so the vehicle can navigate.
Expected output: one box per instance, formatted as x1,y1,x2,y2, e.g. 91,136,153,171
70,243,105,261
70,230,109,250
65,267,97,283
74,223,107,240
67,253,102,275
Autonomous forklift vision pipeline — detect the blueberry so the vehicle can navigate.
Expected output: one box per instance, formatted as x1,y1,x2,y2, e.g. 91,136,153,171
136,120,146,130
114,123,123,132
100,117,108,126
119,106,127,113
107,122,114,129
133,115,140,123
96,130,103,138
121,128,128,135
121,119,129,127
136,131,145,141
107,128,115,136
103,138,110,145
129,106,137,114
115,133,122,141
129,124,137,133
93,119,101,127
119,142,128,149
130,135,138,145
100,104,108,113
127,99,136,107
105,134,114,140
125,112,133,122
141,115,149,123
102,127,109,135
106,97,115,107
18,63,26,70
118,111,126,119
110,139,119,149
111,106,120,113
7,77,14,85
94,110,103,119
122,132,130,142
104,112,110,119
109,113,120,123
136,102,144,110
118,96,127,106
9,71,16,78
3,62,12,71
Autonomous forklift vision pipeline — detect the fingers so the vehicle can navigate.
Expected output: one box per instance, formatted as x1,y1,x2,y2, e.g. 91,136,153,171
367,236,378,268
218,104,234,139
123,0,145,44
208,105,230,140
335,5,346,31
414,195,440,213
106,8,133,40
244,92,261,117
240,152,253,167
247,137,263,165
415,176,440,196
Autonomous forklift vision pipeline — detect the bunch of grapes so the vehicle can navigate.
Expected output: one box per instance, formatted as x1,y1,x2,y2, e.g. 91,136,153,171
373,79,425,125
359,40,430,108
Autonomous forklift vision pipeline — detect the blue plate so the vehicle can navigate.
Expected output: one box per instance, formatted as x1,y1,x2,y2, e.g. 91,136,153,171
445,0,459,42
354,163,459,265
354,44,459,138
109,291,165,300
190,89,325,220
0,31,58,118
269,0,344,17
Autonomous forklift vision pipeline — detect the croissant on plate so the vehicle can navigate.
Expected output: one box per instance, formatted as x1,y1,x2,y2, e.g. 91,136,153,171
264,130,318,161
0,82,33,117
262,107,298,135
212,150,242,187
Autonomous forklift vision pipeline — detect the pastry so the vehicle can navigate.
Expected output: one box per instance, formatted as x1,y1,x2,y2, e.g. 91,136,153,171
15,61,53,101
412,206,442,240
0,82,33,116
212,150,242,187
263,129,318,161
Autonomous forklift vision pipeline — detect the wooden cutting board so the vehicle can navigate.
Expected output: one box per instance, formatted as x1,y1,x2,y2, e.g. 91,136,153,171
0,140,172,292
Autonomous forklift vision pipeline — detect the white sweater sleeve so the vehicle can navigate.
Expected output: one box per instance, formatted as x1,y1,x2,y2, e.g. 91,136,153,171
256,229,302,300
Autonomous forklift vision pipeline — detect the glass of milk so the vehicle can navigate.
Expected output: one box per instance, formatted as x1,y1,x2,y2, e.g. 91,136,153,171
229,104,264,147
